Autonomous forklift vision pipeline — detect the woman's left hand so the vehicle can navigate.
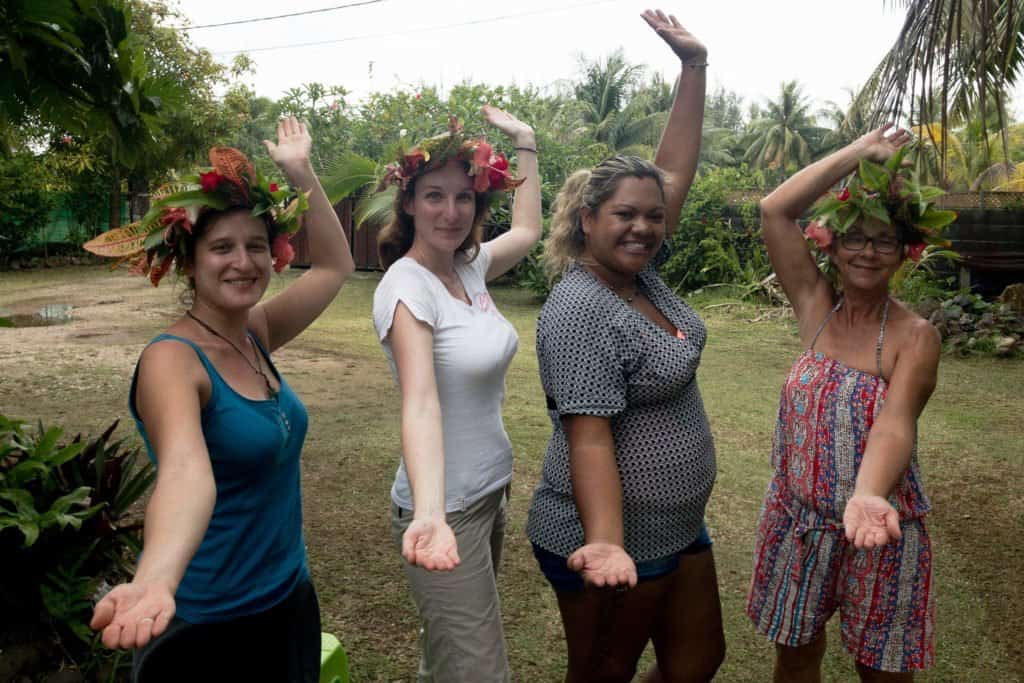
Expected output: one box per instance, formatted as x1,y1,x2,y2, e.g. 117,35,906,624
642,9,707,64
263,116,313,175
482,104,535,148
843,494,903,549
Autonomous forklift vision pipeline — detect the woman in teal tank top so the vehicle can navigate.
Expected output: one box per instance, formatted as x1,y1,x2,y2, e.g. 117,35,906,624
86,117,355,682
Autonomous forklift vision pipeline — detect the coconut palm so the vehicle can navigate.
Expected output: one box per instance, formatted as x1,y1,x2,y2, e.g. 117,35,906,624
862,0,1024,177
743,81,825,178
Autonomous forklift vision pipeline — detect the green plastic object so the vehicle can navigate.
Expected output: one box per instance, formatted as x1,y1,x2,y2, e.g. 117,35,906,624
320,632,350,683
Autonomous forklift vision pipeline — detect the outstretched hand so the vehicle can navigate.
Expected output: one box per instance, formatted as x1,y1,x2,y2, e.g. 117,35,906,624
642,9,707,64
90,580,176,650
567,542,638,589
482,104,535,147
858,123,913,164
263,116,313,175
402,517,461,571
843,494,903,549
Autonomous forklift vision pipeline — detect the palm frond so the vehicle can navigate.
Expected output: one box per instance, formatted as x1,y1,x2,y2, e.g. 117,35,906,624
320,152,380,205
353,186,397,231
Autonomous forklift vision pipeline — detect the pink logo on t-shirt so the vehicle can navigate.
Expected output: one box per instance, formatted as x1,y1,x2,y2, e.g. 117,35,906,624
476,293,492,312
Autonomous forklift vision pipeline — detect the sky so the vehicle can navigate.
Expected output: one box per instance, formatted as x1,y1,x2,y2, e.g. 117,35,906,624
171,0,1024,120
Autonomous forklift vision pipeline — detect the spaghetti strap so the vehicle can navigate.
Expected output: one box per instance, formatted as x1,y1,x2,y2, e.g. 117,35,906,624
876,298,890,377
809,298,844,351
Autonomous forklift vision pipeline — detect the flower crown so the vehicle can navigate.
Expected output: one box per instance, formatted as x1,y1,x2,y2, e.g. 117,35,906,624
83,147,310,286
804,146,957,261
381,116,524,193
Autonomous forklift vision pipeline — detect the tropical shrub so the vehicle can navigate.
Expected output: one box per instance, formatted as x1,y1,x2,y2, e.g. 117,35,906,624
662,166,770,294
0,154,57,260
0,416,155,680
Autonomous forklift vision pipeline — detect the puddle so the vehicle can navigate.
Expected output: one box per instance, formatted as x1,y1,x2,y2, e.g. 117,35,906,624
1,303,73,327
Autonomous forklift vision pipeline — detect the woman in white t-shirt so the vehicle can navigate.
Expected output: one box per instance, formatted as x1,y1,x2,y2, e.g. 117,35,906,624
371,105,540,682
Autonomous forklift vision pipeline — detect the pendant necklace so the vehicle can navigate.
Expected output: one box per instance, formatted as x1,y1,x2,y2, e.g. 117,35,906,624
186,311,277,400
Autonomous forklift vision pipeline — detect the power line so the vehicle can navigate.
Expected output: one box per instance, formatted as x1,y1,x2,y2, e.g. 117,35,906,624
182,0,386,30
213,0,618,55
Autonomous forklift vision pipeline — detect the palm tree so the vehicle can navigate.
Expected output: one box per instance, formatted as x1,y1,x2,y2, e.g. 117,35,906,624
862,0,1024,177
574,49,645,135
743,81,823,178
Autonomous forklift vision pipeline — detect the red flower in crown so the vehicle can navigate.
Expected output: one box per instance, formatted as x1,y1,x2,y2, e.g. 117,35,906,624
487,154,510,190
272,233,295,273
804,221,833,249
269,183,279,192
200,171,225,193
836,187,851,201
906,242,926,262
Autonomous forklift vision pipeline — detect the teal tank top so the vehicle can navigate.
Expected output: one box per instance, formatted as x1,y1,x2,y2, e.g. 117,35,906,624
129,333,310,624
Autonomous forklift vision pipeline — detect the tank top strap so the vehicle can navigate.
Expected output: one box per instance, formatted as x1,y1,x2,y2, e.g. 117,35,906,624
148,333,221,381
809,298,844,351
876,298,890,377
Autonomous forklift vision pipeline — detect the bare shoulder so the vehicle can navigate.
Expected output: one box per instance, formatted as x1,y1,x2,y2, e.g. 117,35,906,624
889,300,942,356
137,336,208,391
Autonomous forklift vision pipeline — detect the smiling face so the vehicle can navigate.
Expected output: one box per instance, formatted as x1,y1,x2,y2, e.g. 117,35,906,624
580,175,666,283
830,216,905,292
403,159,480,258
187,208,272,312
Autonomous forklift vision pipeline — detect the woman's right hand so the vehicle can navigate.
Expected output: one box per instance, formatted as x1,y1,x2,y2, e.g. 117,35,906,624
402,516,461,571
642,9,707,64
567,542,638,589
856,123,913,163
90,580,176,649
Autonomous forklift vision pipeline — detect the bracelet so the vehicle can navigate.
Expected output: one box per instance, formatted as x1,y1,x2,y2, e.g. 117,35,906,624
683,61,709,69
515,146,537,154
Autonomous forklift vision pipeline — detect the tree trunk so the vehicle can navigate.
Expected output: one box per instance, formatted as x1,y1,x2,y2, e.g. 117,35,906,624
108,176,121,231
128,172,149,222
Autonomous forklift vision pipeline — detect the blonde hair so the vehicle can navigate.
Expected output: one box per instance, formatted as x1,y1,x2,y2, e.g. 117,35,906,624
543,155,665,282
377,167,492,270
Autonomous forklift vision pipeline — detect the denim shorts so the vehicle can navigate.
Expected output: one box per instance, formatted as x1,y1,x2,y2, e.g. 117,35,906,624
532,523,713,592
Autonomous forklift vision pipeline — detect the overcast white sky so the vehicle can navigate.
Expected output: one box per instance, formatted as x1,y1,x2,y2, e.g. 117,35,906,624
171,0,1024,120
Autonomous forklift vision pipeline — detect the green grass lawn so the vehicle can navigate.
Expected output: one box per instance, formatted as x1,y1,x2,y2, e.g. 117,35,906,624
1,266,1021,682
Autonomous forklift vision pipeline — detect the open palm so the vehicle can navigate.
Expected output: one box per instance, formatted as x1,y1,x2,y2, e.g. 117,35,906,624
860,123,912,163
843,494,902,549
482,104,534,146
402,518,460,571
642,9,706,63
263,116,312,173
567,542,638,589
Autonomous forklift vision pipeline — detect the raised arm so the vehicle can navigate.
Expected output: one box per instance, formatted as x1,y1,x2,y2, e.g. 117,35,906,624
481,104,542,281
563,415,638,589
90,343,216,649
389,304,460,571
645,9,707,238
760,124,912,320
843,319,940,549
254,116,356,351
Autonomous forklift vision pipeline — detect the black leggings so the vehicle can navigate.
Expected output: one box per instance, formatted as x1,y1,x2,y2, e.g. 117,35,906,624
132,579,321,683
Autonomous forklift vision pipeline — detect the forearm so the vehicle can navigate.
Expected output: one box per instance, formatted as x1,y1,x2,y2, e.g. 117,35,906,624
654,62,706,233
762,137,871,220
132,465,216,593
854,430,915,499
570,444,625,546
400,408,447,520
283,162,355,277
509,136,541,244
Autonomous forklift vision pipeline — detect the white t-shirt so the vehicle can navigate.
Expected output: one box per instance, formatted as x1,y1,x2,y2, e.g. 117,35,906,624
372,243,519,512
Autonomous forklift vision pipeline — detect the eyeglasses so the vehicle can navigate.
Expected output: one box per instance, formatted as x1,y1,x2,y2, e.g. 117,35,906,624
838,233,901,255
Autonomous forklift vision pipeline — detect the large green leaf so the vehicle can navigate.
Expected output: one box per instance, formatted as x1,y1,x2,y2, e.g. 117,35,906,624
320,153,379,205
354,186,398,230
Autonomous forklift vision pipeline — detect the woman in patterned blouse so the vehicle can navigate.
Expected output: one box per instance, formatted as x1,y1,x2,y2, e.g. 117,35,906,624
525,9,724,682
